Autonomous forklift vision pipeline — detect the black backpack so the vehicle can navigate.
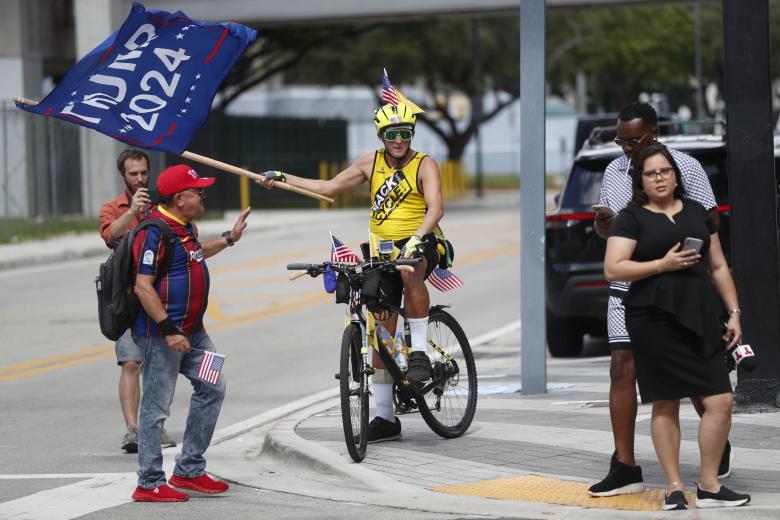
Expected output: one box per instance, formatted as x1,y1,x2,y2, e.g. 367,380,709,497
95,218,177,341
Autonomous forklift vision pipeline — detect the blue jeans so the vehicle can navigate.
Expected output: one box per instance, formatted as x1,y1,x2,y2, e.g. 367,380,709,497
133,331,226,489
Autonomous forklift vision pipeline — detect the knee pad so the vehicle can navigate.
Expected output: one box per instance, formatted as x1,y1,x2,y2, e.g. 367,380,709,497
372,368,393,385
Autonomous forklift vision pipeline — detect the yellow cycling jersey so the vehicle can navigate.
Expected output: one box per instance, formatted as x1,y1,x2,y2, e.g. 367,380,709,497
369,149,430,240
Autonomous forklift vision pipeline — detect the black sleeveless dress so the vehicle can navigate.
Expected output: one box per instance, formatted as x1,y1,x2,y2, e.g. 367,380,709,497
609,199,732,403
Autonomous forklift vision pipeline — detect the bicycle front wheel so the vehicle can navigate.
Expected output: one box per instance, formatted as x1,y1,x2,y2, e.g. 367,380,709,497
417,308,478,438
339,323,369,462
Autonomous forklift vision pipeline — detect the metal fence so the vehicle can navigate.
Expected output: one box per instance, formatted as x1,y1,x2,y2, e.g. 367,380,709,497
0,101,82,220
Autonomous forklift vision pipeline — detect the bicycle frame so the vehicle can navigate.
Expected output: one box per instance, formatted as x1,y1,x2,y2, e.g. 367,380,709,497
346,291,459,401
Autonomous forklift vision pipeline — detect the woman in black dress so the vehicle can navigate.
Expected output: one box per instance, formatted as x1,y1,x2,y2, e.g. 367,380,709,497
604,143,750,510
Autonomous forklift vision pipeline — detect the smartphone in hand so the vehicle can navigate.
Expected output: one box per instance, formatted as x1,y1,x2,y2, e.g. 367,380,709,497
682,236,704,254
592,204,614,217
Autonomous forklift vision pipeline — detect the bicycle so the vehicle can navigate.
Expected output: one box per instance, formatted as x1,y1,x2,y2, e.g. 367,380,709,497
287,252,478,463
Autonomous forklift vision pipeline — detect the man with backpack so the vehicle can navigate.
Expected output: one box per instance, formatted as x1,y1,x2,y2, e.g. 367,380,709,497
98,148,176,453
130,164,251,502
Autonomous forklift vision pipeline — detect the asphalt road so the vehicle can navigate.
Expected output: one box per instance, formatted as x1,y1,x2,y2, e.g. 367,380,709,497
0,193,522,518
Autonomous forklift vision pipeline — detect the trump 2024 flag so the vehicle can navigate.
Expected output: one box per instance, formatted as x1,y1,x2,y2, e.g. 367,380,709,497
17,1,255,154
197,350,226,385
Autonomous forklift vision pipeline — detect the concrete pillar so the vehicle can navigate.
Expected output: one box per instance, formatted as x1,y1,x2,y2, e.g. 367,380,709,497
0,0,44,217
73,0,130,216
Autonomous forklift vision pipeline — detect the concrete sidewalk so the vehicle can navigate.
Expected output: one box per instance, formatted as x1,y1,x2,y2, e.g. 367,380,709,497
209,326,780,519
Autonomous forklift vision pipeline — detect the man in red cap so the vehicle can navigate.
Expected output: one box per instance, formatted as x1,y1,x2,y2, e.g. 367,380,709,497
130,164,251,502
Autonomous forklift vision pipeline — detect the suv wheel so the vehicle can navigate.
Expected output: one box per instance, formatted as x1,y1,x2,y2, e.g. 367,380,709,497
547,313,584,357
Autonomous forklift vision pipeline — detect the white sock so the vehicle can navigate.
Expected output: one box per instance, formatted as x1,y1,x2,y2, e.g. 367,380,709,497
408,316,429,353
373,383,394,422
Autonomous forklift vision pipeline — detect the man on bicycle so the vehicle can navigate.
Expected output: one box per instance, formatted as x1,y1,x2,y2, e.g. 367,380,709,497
257,101,444,443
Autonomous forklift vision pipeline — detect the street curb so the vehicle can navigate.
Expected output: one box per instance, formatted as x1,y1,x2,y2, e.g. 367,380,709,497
257,322,523,492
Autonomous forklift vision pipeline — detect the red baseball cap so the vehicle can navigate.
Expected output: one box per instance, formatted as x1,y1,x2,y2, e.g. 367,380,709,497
157,164,215,196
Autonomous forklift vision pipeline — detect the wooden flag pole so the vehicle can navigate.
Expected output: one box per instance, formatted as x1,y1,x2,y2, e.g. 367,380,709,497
12,97,333,204
180,151,333,203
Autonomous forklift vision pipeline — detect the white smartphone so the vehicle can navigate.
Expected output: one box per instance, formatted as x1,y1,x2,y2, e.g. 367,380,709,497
592,204,614,216
683,237,704,253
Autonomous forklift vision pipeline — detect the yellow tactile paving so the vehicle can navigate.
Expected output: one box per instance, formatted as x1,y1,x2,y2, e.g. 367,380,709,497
433,475,696,512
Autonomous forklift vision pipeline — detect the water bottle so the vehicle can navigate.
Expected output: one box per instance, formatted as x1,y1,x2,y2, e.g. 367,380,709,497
376,324,395,357
394,329,408,372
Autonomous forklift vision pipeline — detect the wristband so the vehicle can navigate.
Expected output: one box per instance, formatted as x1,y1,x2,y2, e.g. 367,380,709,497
158,317,185,337
222,230,235,247
728,308,741,316
655,259,661,274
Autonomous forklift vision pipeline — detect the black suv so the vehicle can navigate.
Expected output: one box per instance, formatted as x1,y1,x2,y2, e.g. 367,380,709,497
545,128,733,357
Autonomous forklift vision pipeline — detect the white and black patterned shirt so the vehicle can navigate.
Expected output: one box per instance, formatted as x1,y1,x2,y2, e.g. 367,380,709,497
598,148,717,295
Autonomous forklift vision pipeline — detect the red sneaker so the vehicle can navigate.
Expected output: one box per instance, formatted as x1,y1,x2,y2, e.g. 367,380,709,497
168,473,229,494
131,484,189,502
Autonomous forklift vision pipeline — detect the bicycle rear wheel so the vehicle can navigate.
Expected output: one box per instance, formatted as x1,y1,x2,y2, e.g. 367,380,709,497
417,308,478,438
340,323,369,462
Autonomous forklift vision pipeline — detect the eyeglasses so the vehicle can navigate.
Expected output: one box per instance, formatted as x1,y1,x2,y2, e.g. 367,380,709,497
641,167,675,180
615,131,651,148
181,188,206,200
383,128,413,141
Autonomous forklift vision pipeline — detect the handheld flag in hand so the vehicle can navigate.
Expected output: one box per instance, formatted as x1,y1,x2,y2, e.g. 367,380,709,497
196,350,225,385
427,268,463,292
16,1,256,154
382,68,425,115
330,233,361,264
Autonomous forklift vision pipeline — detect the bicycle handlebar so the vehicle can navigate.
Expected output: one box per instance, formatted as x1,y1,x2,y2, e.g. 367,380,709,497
285,257,422,281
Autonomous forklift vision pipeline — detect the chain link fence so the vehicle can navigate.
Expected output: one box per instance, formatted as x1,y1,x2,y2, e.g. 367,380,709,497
0,101,82,224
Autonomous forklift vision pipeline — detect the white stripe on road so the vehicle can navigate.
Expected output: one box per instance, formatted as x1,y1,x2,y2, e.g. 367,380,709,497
0,473,137,520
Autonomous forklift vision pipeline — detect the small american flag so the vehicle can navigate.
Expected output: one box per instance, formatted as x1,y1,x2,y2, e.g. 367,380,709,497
382,68,400,106
197,351,225,385
331,233,361,264
427,268,463,292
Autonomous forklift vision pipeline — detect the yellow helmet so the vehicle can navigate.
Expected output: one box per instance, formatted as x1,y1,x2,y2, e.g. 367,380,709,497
374,102,416,134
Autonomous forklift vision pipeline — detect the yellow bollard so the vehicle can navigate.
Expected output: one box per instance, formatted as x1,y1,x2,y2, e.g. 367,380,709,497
239,174,249,209
319,160,329,210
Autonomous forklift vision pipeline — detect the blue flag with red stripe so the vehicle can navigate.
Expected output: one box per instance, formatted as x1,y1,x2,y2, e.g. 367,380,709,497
16,2,255,154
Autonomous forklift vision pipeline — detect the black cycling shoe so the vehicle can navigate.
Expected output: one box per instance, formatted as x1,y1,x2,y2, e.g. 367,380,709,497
365,416,402,443
406,351,432,383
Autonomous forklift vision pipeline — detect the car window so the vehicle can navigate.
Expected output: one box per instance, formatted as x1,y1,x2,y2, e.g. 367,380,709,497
561,159,611,208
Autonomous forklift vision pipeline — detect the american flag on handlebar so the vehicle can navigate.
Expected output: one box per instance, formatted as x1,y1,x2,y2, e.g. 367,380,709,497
330,233,361,264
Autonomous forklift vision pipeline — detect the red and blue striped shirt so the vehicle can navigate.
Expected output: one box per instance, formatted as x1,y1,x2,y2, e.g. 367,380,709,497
131,207,210,337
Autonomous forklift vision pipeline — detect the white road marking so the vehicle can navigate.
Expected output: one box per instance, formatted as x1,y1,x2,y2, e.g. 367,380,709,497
0,473,136,520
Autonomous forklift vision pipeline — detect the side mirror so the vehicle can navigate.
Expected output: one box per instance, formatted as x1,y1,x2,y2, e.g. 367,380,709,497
554,193,561,205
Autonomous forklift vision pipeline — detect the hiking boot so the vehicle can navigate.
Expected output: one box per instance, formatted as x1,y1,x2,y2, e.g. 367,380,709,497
131,484,188,502
406,351,432,384
160,429,177,448
663,490,688,510
169,473,229,494
121,427,138,453
588,452,645,497
696,483,751,508
718,440,733,479
365,416,402,443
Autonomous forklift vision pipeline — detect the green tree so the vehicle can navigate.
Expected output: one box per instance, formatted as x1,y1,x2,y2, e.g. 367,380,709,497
547,4,724,113
220,16,520,161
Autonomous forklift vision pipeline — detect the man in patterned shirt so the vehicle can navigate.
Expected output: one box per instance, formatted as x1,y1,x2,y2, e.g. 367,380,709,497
589,102,731,497
130,164,251,502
